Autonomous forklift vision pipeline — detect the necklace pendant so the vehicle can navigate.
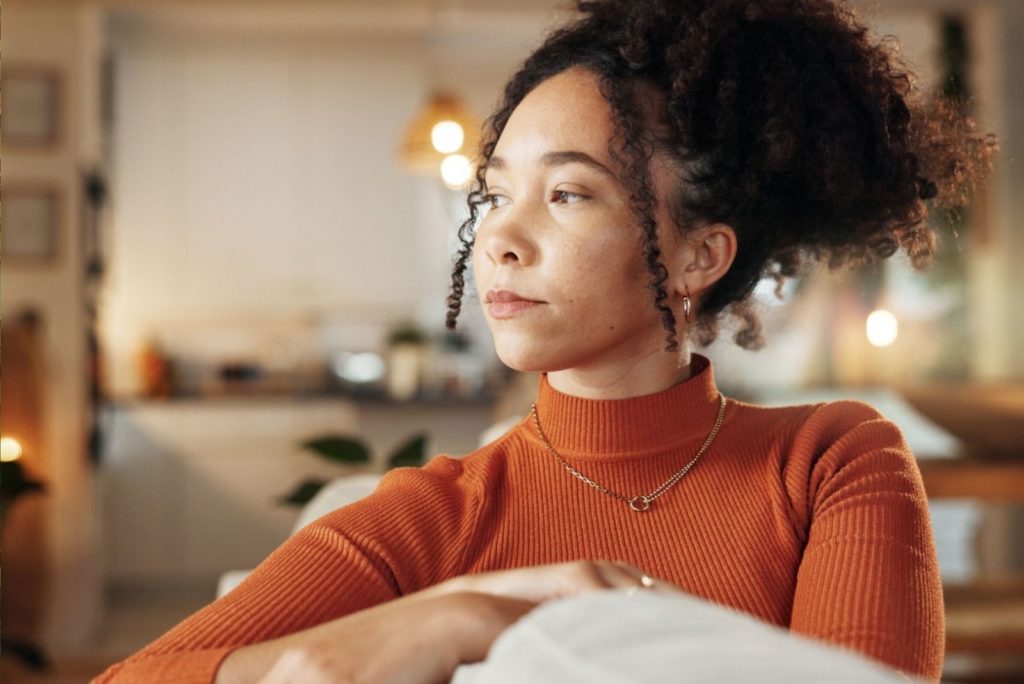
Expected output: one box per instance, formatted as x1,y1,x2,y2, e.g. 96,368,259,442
531,395,726,515
628,495,651,512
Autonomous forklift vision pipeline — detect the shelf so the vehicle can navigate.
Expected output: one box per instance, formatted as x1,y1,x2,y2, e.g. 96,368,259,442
918,457,1024,502
945,580,1024,654
106,392,498,409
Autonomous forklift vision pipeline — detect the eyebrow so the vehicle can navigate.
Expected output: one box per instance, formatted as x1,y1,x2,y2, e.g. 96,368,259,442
487,150,617,180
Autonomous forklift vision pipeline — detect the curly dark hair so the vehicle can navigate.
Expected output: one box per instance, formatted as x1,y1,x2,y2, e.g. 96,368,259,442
445,0,997,351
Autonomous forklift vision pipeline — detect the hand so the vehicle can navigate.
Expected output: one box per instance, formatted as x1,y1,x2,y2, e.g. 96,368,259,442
249,590,537,684
230,561,676,684
425,559,681,605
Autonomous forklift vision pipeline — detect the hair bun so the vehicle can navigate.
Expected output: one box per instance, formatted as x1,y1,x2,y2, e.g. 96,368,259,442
916,175,939,201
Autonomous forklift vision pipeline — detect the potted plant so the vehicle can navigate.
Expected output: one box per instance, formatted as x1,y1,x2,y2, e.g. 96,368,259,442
386,321,428,400
278,432,427,507
0,448,49,672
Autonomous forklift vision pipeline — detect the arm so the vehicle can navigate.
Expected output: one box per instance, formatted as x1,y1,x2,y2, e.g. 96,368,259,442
215,587,536,684
218,558,663,684
786,401,944,681
92,524,400,683
91,457,481,683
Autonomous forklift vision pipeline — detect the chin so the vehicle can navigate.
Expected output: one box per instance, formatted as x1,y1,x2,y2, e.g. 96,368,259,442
493,336,573,374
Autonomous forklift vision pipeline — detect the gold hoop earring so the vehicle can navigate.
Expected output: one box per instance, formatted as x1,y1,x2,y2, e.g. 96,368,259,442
682,287,692,323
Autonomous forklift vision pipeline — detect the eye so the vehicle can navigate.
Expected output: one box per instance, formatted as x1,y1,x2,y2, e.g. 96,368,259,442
552,189,588,204
481,193,510,210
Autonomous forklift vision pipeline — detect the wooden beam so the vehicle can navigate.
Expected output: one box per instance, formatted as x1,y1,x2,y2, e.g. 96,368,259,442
919,459,1024,502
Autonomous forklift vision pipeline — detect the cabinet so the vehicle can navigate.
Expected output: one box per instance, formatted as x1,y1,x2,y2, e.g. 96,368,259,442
99,396,496,587
918,458,1024,663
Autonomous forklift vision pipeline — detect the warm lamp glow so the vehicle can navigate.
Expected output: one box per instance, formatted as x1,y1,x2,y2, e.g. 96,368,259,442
440,154,472,188
1,436,24,462
431,121,464,154
399,93,481,175
866,309,898,347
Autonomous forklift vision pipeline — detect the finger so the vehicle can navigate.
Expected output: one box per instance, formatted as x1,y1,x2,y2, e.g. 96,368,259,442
493,594,542,621
607,560,676,594
605,559,654,586
593,560,648,589
543,561,616,598
608,560,646,582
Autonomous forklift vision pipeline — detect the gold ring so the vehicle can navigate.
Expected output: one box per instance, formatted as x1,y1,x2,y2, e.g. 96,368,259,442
640,574,655,589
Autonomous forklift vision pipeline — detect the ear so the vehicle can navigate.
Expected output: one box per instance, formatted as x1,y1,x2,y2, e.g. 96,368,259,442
667,223,737,305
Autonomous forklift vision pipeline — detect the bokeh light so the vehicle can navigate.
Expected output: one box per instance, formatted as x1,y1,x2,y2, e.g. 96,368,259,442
431,121,464,154
1,436,24,462
866,309,899,347
440,154,472,188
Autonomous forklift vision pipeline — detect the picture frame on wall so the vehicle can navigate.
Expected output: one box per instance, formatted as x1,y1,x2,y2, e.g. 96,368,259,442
1,66,62,150
1,185,62,265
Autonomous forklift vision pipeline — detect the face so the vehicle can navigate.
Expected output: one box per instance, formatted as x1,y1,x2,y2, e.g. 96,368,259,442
472,67,686,373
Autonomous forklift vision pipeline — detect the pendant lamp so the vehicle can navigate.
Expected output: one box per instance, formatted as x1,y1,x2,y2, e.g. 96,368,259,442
399,92,481,186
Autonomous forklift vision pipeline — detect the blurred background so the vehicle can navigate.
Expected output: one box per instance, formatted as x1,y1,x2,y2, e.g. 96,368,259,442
1,0,1022,682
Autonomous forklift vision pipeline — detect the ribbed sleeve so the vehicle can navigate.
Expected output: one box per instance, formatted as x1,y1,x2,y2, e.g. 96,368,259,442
785,400,945,681
91,455,481,683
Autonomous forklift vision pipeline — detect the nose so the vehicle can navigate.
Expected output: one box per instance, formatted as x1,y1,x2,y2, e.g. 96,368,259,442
479,201,539,267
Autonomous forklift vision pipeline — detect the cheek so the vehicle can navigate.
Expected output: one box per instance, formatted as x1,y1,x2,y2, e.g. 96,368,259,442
567,230,646,296
470,243,489,289
548,237,653,334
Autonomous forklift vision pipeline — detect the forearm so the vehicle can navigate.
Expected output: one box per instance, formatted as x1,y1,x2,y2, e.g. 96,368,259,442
213,585,485,684
214,634,295,684
213,597,447,684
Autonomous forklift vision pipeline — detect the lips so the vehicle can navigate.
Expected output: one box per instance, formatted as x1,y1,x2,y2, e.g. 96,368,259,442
484,289,541,304
484,289,544,319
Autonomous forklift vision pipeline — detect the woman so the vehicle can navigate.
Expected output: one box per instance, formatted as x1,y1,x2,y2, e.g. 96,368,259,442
94,1,995,682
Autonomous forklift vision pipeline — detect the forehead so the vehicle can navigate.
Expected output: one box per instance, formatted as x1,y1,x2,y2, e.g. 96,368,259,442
491,67,616,167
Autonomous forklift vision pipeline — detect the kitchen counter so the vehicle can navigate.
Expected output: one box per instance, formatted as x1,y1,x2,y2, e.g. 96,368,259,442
98,395,497,588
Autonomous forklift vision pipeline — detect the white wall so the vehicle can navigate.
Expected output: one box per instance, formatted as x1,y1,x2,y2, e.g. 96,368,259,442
104,27,421,333
103,24,414,393
100,4,567,397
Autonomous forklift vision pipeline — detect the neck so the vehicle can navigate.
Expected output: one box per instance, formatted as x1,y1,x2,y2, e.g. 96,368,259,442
530,352,720,457
546,344,694,399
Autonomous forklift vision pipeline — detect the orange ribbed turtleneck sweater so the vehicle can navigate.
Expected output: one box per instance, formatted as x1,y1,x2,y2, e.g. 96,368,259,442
94,353,944,682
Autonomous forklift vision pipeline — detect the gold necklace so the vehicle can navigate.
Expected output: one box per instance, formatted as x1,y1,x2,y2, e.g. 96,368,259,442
529,393,727,512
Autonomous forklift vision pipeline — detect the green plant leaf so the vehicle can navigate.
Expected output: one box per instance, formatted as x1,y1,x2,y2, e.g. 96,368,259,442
300,436,370,464
388,433,427,468
278,478,327,507
0,461,46,500
387,321,427,346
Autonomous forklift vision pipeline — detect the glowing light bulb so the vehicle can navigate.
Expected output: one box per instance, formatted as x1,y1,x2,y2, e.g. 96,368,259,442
431,121,464,154
866,309,898,347
1,436,24,462
440,154,472,188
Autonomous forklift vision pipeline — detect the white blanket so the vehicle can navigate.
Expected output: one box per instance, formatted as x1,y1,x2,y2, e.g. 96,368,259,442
451,589,922,683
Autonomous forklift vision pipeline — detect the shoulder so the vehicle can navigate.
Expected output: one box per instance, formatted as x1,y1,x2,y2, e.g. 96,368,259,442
785,398,912,477
726,397,918,523
300,436,523,593
368,453,475,508
765,398,922,528
794,398,905,445
725,396,908,459
371,419,528,502
743,396,913,474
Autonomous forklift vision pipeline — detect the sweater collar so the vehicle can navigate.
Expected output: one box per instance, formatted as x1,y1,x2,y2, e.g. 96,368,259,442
528,353,723,457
